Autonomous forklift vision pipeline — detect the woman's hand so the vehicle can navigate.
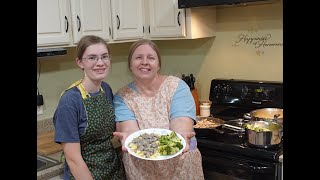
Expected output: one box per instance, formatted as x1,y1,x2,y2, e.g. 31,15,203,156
170,117,196,153
179,131,196,153
113,131,133,152
113,120,140,152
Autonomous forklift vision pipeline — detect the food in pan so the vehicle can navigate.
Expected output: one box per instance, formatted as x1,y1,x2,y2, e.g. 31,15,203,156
245,123,271,132
244,122,280,132
194,118,221,128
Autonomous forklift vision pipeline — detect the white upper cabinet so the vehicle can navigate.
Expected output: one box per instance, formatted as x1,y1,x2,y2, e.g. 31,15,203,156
37,0,71,47
70,0,112,44
148,0,186,38
37,0,216,47
111,0,144,41
146,0,216,40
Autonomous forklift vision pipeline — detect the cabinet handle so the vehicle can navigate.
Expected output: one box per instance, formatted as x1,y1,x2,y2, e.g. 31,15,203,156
116,15,120,29
148,25,150,33
143,26,144,33
109,27,112,38
65,16,69,33
77,15,81,32
177,11,181,26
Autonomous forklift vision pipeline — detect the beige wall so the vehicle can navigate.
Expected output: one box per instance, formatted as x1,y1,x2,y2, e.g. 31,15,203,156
37,2,282,121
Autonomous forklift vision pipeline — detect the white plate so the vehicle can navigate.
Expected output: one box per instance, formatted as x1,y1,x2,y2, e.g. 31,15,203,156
125,128,186,161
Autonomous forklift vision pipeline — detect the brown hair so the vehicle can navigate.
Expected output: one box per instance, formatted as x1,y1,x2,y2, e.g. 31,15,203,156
76,35,110,61
127,39,161,69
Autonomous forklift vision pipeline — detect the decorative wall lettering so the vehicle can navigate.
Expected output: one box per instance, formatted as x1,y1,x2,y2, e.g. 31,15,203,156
232,26,283,56
234,34,282,48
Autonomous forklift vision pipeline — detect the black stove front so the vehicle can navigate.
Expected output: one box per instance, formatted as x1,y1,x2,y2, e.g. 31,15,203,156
197,79,283,180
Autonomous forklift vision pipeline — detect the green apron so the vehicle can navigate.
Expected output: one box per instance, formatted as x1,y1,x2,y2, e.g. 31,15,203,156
66,81,125,180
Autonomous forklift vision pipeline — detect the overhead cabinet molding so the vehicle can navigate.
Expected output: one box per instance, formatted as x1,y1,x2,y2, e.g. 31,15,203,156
37,0,217,48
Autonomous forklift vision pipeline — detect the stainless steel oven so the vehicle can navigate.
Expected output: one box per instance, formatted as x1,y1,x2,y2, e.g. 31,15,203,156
197,79,283,180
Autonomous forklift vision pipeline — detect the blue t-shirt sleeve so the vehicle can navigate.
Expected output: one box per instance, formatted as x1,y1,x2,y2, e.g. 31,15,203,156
170,80,196,121
53,89,82,143
113,93,136,122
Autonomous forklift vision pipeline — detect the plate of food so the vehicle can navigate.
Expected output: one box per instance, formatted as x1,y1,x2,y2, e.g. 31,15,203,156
124,128,186,161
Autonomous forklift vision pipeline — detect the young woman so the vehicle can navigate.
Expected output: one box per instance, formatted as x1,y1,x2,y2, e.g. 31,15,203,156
53,35,125,180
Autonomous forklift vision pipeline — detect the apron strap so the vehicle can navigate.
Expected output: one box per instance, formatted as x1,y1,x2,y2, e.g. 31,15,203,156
60,79,105,100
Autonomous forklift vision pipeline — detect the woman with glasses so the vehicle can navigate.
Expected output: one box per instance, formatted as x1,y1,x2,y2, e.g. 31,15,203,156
113,39,204,180
53,35,125,180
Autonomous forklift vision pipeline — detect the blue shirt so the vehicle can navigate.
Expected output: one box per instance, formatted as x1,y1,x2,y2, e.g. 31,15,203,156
53,81,113,143
113,80,196,122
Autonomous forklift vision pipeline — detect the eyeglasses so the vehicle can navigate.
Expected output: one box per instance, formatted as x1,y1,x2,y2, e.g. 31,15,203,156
82,54,111,62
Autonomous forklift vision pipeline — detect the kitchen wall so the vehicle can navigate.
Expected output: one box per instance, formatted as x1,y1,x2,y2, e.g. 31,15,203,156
37,2,282,121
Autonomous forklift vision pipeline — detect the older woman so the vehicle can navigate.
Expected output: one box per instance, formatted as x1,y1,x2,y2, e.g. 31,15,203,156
113,39,204,180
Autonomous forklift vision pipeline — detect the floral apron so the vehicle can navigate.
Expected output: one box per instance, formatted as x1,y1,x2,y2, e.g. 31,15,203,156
117,76,204,180
65,80,125,180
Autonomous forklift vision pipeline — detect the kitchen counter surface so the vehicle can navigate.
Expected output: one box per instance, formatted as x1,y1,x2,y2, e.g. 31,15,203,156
37,118,63,180
37,151,63,180
37,117,122,179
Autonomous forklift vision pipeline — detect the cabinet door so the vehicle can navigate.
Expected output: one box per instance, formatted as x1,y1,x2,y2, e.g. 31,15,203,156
71,0,112,43
111,0,144,40
148,0,186,38
37,0,71,47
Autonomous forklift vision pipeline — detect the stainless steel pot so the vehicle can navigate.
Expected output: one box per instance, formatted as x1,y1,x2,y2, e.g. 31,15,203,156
244,120,282,148
243,108,283,126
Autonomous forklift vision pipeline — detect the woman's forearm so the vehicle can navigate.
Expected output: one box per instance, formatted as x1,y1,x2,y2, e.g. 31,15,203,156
170,117,194,133
170,117,196,152
62,143,93,180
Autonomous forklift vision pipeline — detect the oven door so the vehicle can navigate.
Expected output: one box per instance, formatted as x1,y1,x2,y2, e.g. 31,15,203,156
199,147,280,180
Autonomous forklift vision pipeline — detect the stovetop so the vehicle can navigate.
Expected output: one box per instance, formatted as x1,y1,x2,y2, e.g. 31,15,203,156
196,128,283,162
197,79,283,162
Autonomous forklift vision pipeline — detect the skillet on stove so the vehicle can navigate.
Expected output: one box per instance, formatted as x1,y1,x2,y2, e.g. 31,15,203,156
194,117,225,137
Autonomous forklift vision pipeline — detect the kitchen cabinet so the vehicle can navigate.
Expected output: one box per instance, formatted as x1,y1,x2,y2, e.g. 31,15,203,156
70,0,112,44
37,0,72,47
111,0,216,41
110,0,145,41
147,0,186,38
37,0,216,48
37,0,112,47
147,0,216,40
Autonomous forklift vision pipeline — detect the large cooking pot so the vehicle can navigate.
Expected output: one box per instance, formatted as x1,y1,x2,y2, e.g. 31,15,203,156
244,120,282,148
243,108,283,126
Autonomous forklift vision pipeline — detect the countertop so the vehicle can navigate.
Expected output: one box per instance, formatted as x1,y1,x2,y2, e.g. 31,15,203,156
37,151,64,180
37,118,122,180
37,118,63,180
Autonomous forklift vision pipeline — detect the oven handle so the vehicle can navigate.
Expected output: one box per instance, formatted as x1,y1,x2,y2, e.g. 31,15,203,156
238,161,273,171
202,155,275,173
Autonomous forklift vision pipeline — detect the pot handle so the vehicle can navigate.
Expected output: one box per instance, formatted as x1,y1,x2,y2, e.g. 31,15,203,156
274,114,281,118
212,128,224,134
243,113,251,119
